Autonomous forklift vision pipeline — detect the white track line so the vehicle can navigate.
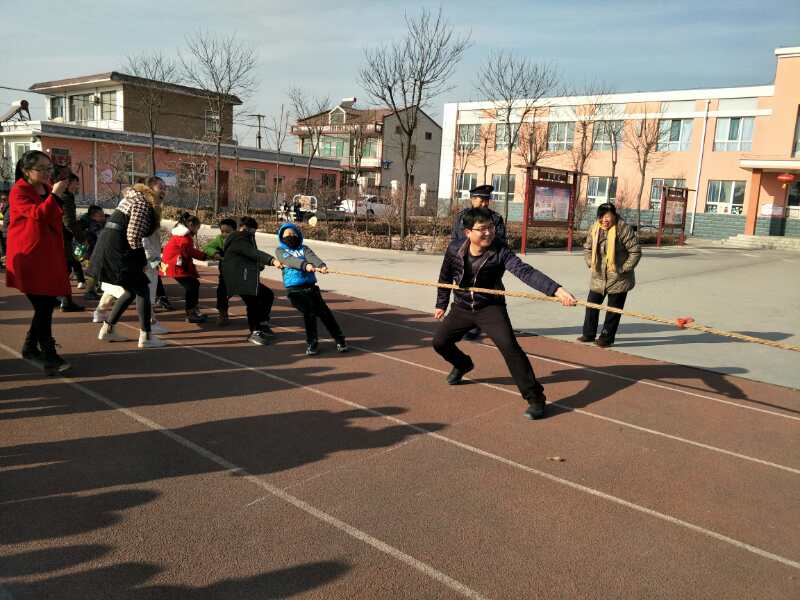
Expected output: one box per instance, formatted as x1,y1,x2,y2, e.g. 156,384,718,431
0,342,488,600
340,311,800,423
46,330,800,571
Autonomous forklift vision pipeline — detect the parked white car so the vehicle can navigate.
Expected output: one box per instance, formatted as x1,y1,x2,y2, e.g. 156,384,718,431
338,195,393,217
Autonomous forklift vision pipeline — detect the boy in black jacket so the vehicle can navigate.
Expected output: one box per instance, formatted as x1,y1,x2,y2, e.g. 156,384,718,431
433,208,577,420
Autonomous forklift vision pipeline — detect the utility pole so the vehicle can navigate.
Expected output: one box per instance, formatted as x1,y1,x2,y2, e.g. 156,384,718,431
247,113,265,149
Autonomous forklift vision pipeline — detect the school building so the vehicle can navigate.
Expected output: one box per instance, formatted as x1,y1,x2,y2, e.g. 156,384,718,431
437,46,800,239
0,71,342,207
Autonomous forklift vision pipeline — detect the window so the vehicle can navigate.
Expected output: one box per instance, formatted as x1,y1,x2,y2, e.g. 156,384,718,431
205,110,220,136
706,180,745,214
69,94,94,122
587,176,617,205
115,152,146,186
273,176,285,190
101,91,117,121
592,120,623,151
329,110,345,125
301,139,312,156
319,136,346,158
495,123,518,151
547,121,575,151
457,124,480,150
395,125,401,134
491,174,515,202
456,172,477,197
650,178,686,211
657,119,693,151
14,143,30,163
244,168,267,193
713,117,754,152
321,173,337,188
49,97,65,119
425,131,432,140
361,138,379,158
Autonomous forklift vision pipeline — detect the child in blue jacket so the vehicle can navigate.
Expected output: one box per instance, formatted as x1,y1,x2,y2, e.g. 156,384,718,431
275,223,347,355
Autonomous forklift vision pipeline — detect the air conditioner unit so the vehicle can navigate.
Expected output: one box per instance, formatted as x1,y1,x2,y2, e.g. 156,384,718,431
91,94,102,104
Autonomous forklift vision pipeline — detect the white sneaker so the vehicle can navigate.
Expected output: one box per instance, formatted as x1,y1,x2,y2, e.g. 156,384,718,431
92,309,108,323
150,320,169,335
98,322,128,342
138,331,167,348
77,282,86,290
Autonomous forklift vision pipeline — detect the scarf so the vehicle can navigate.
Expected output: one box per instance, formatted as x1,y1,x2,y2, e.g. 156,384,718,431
590,221,617,273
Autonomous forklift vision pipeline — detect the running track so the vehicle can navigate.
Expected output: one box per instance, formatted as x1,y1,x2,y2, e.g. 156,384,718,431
1,270,798,599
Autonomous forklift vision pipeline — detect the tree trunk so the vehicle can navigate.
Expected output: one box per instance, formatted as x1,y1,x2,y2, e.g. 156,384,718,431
503,141,513,222
215,137,222,214
636,169,646,231
304,156,313,194
150,131,156,176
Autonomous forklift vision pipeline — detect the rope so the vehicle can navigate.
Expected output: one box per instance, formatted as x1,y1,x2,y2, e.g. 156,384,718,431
325,269,800,353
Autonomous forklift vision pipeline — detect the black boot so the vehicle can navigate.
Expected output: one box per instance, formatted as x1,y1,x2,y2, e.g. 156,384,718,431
524,392,548,420
21,331,42,362
40,338,70,375
446,358,474,385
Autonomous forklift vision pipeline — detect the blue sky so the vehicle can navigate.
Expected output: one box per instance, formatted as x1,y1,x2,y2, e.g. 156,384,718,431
1,0,797,147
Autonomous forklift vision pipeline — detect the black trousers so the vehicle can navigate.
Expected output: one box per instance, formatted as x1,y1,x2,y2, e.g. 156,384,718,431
433,304,543,400
287,285,343,343
175,277,200,312
583,290,628,342
216,272,229,312
240,283,275,332
25,294,58,344
156,277,167,299
107,283,151,332
67,255,85,283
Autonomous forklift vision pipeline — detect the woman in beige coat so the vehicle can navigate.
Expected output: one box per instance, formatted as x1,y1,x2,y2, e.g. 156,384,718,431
578,203,641,347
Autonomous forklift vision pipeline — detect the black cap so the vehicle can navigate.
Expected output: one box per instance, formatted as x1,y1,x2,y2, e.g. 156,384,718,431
596,202,617,219
469,184,493,200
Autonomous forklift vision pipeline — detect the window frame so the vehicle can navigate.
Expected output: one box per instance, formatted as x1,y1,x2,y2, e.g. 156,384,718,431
490,173,516,202
69,94,94,122
705,179,746,215
456,172,477,197
649,178,687,211
205,110,221,136
244,168,267,193
592,120,623,151
457,124,480,151
713,116,754,152
657,118,693,151
49,96,65,119
547,121,575,152
586,176,617,206
100,91,117,121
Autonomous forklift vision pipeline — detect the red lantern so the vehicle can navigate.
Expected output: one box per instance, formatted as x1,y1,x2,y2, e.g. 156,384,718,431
777,173,796,188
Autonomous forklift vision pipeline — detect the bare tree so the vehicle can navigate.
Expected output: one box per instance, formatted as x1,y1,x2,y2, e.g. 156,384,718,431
267,103,290,210
477,121,497,185
123,52,180,176
515,113,551,169
288,88,331,195
476,51,557,220
596,109,625,193
568,84,608,204
178,137,213,212
359,8,470,239
624,102,665,230
452,122,480,209
181,31,258,213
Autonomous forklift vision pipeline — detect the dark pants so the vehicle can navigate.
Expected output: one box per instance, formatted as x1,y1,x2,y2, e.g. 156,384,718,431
156,277,167,299
287,285,343,344
107,284,151,332
433,304,543,401
241,284,275,332
25,294,57,344
216,272,229,312
67,255,85,283
175,277,200,312
583,290,628,342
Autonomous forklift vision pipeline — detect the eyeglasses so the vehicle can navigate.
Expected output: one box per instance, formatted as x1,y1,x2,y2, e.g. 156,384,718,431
30,166,54,173
470,225,495,235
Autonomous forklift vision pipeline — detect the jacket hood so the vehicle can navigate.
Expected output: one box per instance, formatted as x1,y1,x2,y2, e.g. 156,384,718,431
171,224,191,236
223,229,253,250
277,222,304,249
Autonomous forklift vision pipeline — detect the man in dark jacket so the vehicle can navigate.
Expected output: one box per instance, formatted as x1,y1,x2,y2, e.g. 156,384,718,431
220,216,282,345
433,207,577,420
59,173,85,312
452,184,507,340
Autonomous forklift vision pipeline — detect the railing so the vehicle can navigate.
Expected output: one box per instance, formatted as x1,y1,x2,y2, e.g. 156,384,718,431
290,123,382,135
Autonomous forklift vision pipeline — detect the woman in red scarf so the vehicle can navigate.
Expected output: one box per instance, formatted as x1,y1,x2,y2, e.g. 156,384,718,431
5,150,71,373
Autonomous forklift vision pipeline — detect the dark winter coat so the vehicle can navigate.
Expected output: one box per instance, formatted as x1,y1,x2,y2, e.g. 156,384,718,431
90,185,157,290
436,238,560,311
220,230,276,297
582,218,641,294
452,207,507,245
61,190,85,248
5,179,70,297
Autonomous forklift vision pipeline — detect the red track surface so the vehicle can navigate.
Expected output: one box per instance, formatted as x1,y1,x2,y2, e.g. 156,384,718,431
1,270,798,599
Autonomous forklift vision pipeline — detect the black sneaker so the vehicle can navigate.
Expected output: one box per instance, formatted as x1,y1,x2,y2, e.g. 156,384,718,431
446,359,474,385
335,339,348,353
248,331,270,346
40,338,70,375
60,300,85,312
260,324,275,337
524,393,547,420
576,335,595,343
306,341,319,356
155,296,173,311
84,290,100,301
186,310,208,324
21,333,42,362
